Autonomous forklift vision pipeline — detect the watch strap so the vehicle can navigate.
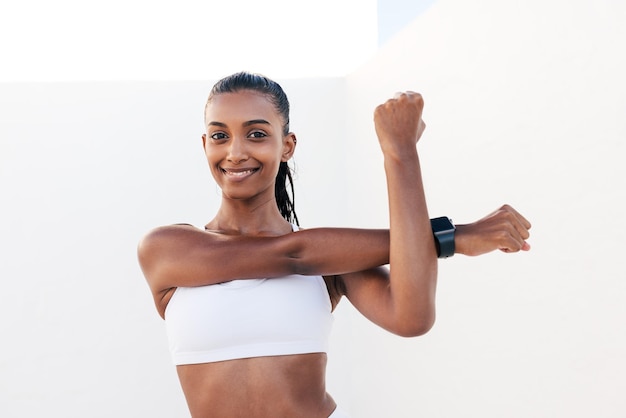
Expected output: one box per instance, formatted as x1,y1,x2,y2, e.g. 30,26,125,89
430,217,455,258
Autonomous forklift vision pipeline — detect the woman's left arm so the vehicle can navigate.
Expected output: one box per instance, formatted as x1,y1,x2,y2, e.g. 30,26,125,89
335,91,436,337
329,91,531,337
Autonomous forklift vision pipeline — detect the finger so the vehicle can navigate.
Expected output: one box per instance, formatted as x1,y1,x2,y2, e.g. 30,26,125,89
501,204,532,230
417,119,426,138
496,205,531,242
498,228,527,253
500,240,531,253
509,214,531,241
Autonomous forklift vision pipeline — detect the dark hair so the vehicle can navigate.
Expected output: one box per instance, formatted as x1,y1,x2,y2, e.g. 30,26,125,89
206,72,299,226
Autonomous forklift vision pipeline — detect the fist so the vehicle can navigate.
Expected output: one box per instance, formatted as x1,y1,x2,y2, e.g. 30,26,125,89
455,205,532,256
373,91,426,156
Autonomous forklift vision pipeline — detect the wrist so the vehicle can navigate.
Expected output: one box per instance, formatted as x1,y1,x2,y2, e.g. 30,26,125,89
453,223,470,255
382,146,419,164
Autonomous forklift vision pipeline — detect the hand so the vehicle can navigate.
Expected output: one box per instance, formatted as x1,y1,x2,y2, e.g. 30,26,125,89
454,205,531,256
373,91,426,158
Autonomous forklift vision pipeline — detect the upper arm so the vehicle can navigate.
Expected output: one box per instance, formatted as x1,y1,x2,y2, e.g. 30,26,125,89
136,225,296,297
339,267,435,337
338,267,396,332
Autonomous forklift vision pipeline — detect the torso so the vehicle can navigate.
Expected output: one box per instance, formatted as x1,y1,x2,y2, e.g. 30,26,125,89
176,353,336,418
161,271,344,418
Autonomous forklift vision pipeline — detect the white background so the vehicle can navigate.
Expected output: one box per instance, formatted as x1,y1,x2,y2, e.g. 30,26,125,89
0,0,377,81
1,0,625,417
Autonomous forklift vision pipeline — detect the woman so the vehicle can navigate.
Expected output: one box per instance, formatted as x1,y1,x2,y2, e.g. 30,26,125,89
137,72,531,417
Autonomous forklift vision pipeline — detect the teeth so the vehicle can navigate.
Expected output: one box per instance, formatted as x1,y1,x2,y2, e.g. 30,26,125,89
225,169,255,176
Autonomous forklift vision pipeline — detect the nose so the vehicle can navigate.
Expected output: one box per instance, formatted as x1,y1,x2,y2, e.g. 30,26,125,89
227,137,248,164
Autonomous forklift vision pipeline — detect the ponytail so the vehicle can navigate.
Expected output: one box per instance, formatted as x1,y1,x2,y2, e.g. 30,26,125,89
275,161,299,226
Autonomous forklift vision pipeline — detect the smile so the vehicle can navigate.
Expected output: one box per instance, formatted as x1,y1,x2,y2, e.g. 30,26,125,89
221,167,260,179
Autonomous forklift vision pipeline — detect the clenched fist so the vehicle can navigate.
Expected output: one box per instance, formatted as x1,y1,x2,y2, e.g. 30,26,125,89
374,92,426,158
455,205,532,256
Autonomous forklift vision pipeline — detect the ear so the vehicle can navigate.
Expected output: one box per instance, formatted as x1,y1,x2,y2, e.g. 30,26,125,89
202,133,207,149
281,133,297,162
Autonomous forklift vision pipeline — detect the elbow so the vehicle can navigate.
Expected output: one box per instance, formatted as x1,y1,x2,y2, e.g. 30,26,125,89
388,294,436,337
394,312,436,338
280,231,319,276
391,271,438,338
285,252,313,276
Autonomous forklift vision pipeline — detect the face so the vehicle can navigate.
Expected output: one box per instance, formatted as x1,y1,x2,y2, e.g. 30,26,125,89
202,90,296,202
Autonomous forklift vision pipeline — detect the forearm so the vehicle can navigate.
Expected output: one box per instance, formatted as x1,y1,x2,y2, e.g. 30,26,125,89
339,152,439,338
384,151,438,333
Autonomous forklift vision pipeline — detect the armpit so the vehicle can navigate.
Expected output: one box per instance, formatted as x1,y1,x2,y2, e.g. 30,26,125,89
323,275,346,312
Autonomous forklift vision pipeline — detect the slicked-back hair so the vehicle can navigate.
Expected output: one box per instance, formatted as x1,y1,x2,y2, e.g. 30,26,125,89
206,72,299,226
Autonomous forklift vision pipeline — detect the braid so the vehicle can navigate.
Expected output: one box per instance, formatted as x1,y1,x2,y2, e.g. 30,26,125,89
275,161,299,226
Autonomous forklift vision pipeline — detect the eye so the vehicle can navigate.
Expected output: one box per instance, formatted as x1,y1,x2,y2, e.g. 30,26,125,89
210,132,228,141
248,131,267,139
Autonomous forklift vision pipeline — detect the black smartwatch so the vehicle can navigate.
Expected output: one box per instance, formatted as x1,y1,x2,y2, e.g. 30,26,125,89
430,217,455,258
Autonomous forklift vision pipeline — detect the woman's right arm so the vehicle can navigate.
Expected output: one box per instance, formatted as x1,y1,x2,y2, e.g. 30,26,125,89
137,224,390,296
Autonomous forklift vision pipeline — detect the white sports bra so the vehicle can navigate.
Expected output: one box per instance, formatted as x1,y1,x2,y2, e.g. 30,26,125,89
164,227,334,365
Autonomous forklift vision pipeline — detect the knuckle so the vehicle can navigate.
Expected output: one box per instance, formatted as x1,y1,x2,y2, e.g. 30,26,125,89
501,211,515,222
497,230,511,242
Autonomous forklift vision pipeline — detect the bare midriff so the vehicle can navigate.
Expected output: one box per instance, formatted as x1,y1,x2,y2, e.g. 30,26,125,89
176,352,336,418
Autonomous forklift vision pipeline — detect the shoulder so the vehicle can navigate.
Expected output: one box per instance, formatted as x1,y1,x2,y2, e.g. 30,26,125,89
141,223,199,238
136,224,201,276
138,223,200,251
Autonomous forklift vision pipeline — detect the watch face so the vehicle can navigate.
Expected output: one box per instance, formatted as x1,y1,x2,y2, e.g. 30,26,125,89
431,217,455,234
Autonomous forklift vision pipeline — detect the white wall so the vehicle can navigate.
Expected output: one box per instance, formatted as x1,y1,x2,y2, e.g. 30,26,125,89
337,0,626,417
1,0,624,417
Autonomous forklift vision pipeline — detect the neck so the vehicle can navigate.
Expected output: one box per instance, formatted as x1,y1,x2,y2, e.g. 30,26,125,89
206,197,292,236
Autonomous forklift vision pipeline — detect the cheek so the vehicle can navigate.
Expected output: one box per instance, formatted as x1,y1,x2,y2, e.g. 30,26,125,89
204,152,222,177
204,146,221,165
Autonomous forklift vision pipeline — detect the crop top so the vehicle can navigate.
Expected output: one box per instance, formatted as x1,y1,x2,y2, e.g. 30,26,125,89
164,228,334,365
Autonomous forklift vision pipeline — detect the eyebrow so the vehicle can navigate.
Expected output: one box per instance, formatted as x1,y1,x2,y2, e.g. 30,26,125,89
207,119,271,128
243,119,271,127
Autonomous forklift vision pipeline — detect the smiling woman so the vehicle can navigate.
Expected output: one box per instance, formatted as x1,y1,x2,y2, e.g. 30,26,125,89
204,74,300,226
136,71,531,417
203,91,294,207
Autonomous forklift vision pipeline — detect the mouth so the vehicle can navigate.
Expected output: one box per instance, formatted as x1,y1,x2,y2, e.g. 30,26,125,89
220,167,260,179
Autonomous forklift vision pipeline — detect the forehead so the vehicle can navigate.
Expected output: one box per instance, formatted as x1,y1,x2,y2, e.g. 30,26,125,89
205,91,279,125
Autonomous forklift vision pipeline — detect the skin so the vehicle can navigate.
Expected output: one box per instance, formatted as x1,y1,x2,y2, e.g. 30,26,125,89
137,90,531,417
